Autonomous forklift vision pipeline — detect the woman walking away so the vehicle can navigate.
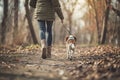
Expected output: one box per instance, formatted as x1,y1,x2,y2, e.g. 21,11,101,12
30,0,64,59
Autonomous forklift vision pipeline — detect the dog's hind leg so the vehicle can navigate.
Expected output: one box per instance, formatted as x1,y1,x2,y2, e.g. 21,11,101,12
68,52,71,60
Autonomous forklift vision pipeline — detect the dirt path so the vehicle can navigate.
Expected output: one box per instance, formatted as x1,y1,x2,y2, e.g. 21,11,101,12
0,46,77,80
0,45,120,80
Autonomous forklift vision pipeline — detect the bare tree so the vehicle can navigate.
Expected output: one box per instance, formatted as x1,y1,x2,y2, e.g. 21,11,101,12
92,0,100,44
61,0,78,34
24,0,38,44
13,0,19,38
0,0,8,44
86,0,106,44
100,0,111,44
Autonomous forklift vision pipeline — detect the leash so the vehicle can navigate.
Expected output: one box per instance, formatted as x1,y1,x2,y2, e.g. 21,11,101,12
62,23,72,35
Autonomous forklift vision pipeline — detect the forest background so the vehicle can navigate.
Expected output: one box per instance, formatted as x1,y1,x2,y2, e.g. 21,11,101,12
0,0,120,46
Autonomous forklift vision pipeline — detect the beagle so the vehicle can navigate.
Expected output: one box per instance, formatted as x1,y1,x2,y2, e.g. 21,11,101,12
65,35,77,60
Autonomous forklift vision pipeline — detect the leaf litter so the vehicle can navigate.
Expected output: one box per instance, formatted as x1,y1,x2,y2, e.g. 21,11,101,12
0,45,120,80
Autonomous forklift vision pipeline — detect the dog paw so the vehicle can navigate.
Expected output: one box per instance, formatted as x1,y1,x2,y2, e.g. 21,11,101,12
67,56,73,61
70,58,72,61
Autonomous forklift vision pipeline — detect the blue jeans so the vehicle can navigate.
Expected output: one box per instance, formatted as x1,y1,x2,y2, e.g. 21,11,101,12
38,20,53,46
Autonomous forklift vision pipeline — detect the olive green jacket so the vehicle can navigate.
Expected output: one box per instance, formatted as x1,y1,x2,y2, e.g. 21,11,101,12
33,0,64,21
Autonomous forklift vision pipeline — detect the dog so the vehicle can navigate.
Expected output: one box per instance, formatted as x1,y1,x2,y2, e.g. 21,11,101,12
65,35,77,60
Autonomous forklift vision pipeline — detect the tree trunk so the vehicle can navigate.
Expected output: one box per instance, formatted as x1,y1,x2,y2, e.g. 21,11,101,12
0,0,8,44
93,0,100,44
117,1,120,46
100,0,111,44
13,0,19,38
24,0,38,44
89,32,94,44
117,24,120,46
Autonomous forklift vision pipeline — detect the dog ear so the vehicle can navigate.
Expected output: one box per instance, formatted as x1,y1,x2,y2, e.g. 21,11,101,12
74,36,77,42
65,36,69,41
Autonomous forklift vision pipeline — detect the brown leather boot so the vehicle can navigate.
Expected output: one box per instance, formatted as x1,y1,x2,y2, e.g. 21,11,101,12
41,48,47,59
47,46,51,58
41,40,47,59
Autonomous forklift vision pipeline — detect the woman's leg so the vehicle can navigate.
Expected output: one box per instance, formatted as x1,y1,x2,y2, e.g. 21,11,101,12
46,21,53,58
46,21,53,46
38,20,46,40
38,20,47,59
